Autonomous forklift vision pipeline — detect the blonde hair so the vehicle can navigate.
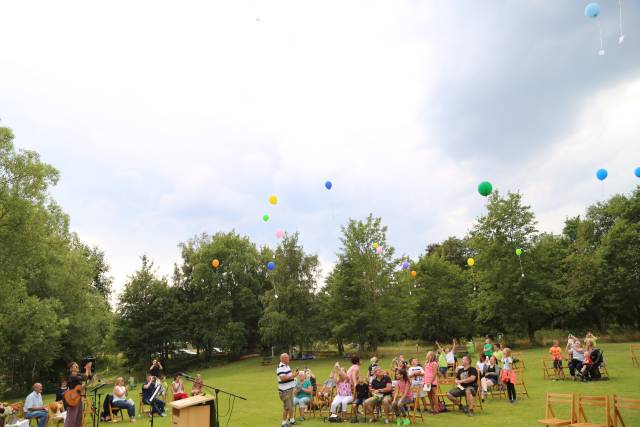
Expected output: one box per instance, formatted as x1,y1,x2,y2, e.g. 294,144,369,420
503,347,512,357
425,351,436,364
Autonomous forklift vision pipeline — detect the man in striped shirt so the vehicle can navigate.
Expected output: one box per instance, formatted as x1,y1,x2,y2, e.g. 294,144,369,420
277,353,297,427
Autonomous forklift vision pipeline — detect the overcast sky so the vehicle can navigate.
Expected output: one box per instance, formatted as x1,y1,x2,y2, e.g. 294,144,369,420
1,0,639,293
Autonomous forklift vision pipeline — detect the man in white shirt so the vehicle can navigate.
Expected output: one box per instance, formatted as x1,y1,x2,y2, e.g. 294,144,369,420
24,383,48,427
277,353,297,427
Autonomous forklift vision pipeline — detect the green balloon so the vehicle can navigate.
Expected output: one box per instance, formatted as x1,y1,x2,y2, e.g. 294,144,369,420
478,181,493,197
516,248,523,256
262,214,269,222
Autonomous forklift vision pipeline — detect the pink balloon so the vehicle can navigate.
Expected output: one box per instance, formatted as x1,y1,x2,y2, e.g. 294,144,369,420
376,246,384,254
275,229,284,239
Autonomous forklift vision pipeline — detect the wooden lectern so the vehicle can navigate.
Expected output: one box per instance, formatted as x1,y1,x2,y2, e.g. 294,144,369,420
169,395,217,427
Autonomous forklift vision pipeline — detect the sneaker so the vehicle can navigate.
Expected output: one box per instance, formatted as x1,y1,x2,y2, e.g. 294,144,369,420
459,405,468,414
160,413,167,417
290,419,296,425
402,418,411,425
384,419,390,424
396,419,402,426
299,416,305,421
467,410,475,417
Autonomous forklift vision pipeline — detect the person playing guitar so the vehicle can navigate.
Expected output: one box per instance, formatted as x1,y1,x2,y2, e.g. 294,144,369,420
63,360,93,427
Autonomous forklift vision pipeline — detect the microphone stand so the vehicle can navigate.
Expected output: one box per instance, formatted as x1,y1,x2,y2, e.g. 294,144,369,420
88,382,108,427
181,374,247,427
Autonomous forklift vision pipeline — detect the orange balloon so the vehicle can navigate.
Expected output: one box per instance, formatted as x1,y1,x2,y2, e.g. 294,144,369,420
411,270,417,278
212,259,220,269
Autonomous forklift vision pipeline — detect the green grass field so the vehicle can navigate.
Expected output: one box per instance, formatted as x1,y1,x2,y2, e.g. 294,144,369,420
42,342,640,426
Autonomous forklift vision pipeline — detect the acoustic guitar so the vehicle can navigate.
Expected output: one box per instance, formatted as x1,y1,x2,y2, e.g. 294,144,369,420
63,385,84,407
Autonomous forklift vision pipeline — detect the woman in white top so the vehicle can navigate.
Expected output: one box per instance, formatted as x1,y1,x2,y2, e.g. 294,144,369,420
111,377,136,421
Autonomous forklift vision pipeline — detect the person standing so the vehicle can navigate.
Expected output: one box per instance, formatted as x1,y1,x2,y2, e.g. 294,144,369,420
277,353,297,427
149,360,163,379
24,383,48,427
64,360,92,427
347,357,360,392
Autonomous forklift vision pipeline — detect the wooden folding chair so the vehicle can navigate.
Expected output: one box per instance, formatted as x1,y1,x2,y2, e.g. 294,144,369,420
570,394,612,427
630,345,640,368
543,358,566,380
108,401,125,423
460,375,483,413
408,386,424,424
537,392,576,426
139,392,152,417
513,352,526,370
515,367,530,398
435,377,455,411
613,395,640,427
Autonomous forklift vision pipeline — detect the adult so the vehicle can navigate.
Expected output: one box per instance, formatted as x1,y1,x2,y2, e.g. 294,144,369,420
142,375,166,417
24,383,48,427
423,351,439,414
480,356,501,400
446,356,478,418
64,360,92,427
347,357,360,391
408,358,427,411
149,359,163,379
111,377,136,421
569,340,585,379
585,331,598,347
329,363,353,420
191,374,205,396
293,371,313,421
391,369,413,426
277,353,297,427
364,366,393,424
172,374,188,401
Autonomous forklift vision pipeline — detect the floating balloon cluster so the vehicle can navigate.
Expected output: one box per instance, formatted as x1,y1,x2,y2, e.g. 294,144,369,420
584,1,627,56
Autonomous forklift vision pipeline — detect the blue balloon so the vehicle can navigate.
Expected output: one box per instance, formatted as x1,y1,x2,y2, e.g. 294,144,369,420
635,167,640,178
402,261,410,270
267,261,276,271
585,2,600,18
596,168,608,181
325,181,333,190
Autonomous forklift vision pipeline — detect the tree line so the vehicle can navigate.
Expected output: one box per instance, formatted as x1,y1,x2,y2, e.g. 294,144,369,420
2,125,639,391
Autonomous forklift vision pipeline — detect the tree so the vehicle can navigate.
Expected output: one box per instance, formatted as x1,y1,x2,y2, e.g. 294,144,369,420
260,233,320,355
174,231,268,356
116,256,175,365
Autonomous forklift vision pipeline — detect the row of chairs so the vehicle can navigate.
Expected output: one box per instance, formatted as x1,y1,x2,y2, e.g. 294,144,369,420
538,393,639,427
106,392,165,422
542,359,611,381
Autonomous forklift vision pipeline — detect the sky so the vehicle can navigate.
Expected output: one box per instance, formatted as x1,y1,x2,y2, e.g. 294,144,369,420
1,0,639,294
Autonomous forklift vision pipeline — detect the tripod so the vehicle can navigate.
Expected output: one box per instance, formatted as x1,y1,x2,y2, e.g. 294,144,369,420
180,373,247,427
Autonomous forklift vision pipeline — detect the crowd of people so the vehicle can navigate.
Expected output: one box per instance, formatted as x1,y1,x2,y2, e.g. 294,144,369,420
276,333,607,426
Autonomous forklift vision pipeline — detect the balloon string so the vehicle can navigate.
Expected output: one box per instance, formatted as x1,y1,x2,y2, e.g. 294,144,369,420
596,20,605,55
518,257,524,277
618,0,625,42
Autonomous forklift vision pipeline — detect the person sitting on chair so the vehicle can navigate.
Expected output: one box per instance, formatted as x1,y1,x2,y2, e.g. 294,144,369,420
142,375,166,417
172,374,188,401
24,383,48,427
447,356,478,418
364,366,393,424
55,379,68,404
111,377,136,422
191,374,205,396
293,371,313,421
480,356,501,400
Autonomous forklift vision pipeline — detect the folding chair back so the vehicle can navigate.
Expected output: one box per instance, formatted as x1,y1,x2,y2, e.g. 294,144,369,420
630,345,640,368
108,401,125,422
543,359,553,380
513,352,526,369
537,392,576,426
436,377,455,411
571,394,611,427
409,386,424,423
613,395,640,427
515,367,529,398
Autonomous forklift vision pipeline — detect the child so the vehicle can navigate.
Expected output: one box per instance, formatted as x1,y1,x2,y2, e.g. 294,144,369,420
500,347,517,403
353,379,370,420
549,340,563,379
476,354,487,374
493,343,503,367
483,338,493,358
391,369,413,426
422,351,439,414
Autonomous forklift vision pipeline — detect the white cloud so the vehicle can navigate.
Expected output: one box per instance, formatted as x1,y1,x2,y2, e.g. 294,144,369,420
1,0,639,296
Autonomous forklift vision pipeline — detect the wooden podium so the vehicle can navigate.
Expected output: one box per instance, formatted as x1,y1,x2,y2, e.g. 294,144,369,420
169,395,217,427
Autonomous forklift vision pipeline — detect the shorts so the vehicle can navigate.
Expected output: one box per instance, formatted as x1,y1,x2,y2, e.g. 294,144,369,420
279,388,294,411
439,367,448,376
354,398,366,405
365,394,391,406
293,396,310,408
553,360,563,369
448,387,476,399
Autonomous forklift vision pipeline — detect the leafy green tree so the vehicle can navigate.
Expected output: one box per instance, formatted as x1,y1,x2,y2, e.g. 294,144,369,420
116,256,175,365
260,233,320,356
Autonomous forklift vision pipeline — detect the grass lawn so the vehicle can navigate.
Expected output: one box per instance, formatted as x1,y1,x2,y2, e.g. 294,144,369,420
41,342,640,426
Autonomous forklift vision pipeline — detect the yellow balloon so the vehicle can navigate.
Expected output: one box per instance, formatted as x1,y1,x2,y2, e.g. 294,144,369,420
467,257,475,267
212,259,220,269
373,242,379,249
269,195,278,205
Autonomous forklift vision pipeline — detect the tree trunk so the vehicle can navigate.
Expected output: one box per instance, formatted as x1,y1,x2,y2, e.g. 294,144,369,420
337,339,344,356
527,320,535,343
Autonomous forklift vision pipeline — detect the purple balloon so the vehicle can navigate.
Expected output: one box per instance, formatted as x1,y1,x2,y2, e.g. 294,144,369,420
402,261,410,270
